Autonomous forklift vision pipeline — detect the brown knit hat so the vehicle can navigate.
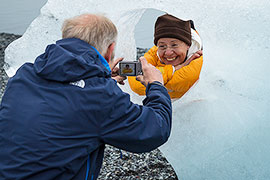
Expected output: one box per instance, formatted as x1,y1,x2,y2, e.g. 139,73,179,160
154,14,191,46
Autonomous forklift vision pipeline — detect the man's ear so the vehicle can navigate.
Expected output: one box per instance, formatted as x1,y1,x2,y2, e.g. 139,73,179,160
104,42,115,63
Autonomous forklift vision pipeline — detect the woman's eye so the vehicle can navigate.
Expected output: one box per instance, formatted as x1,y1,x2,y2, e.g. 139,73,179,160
159,45,166,50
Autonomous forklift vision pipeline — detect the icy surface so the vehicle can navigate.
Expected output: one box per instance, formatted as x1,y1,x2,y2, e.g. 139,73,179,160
4,0,270,179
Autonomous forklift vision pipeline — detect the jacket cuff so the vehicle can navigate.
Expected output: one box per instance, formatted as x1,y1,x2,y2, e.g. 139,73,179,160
150,81,163,86
144,81,170,105
145,81,166,93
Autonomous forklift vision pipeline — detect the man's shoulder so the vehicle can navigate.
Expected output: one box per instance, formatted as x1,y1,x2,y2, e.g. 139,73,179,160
10,63,35,80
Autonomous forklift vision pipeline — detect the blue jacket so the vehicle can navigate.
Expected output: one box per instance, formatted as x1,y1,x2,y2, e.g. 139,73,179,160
0,38,172,180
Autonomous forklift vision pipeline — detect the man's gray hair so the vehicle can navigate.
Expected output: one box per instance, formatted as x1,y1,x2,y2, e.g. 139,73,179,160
62,14,117,55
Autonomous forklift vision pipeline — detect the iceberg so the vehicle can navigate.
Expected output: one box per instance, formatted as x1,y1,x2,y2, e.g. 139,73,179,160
4,0,270,179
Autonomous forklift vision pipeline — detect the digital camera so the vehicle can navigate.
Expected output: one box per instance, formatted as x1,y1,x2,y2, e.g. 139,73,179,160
119,61,142,76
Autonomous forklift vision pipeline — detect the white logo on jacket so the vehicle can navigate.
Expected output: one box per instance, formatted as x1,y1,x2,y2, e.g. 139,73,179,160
70,80,85,88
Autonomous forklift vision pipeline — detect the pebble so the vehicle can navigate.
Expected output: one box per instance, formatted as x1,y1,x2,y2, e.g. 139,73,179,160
0,33,178,180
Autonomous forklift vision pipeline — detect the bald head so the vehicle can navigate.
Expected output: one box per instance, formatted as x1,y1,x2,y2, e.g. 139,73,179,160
62,14,117,56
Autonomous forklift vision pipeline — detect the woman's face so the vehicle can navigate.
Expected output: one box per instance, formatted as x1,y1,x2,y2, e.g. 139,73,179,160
157,38,190,66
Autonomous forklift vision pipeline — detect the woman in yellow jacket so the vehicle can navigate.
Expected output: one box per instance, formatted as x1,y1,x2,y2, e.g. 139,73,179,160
128,14,203,100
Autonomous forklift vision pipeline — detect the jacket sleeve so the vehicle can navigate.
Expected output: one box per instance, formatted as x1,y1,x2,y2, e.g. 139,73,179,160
166,56,203,93
100,82,172,153
143,46,158,66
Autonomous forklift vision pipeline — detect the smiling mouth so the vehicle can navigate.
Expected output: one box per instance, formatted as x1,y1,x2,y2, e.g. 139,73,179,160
166,57,177,61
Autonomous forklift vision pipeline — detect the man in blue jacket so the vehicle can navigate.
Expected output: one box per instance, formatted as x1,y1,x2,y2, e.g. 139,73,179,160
0,14,172,180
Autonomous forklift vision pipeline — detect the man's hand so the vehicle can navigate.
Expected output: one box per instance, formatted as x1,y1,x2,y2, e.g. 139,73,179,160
175,50,203,71
136,57,163,87
110,57,127,85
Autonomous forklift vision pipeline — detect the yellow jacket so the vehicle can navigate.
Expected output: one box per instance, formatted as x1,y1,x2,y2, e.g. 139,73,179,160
128,29,203,99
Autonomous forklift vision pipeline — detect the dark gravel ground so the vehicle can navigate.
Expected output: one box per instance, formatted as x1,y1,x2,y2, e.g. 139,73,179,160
0,33,21,99
0,33,178,180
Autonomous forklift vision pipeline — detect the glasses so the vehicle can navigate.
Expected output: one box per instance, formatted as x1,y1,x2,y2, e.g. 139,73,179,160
157,43,181,51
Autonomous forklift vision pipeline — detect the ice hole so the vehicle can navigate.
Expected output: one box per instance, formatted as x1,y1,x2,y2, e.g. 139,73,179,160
134,8,165,49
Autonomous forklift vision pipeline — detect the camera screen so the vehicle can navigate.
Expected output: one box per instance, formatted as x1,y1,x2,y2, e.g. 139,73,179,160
120,63,135,76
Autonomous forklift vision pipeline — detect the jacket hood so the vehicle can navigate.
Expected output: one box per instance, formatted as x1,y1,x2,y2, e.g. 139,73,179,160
33,38,111,82
187,29,203,59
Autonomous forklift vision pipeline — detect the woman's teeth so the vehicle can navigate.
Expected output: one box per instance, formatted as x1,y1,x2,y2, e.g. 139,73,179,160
166,57,176,61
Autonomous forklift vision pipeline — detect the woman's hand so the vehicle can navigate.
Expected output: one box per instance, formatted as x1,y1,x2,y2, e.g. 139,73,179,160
174,50,203,71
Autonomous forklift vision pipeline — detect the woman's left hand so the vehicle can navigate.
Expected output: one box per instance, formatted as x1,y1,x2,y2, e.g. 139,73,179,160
175,50,203,71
